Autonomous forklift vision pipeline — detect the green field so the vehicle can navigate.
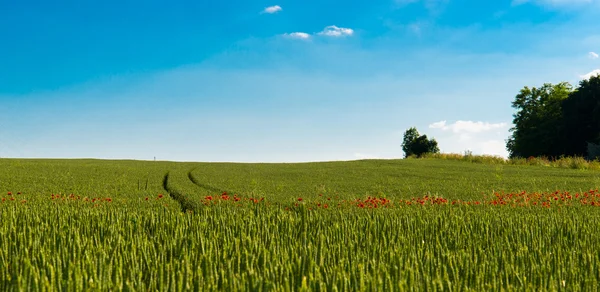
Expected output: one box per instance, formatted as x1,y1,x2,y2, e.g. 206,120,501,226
1,158,600,290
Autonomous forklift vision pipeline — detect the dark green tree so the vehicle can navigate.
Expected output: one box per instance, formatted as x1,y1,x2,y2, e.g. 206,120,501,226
562,75,600,157
402,127,420,157
506,82,572,158
402,127,440,157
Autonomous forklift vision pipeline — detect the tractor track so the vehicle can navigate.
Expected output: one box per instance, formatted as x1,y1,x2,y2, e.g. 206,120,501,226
187,170,222,193
162,169,248,213
162,172,196,213
187,169,249,198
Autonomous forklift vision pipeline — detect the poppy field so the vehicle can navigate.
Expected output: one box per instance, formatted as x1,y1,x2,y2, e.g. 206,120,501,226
1,158,600,290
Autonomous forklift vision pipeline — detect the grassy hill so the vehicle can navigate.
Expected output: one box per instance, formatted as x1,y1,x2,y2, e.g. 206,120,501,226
1,158,599,290
2,158,598,204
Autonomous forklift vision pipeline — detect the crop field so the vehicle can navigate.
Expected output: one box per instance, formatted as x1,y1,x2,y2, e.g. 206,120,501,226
1,158,600,290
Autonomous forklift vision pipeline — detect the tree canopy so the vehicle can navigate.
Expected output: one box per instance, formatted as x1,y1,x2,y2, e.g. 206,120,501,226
402,127,440,158
507,75,600,159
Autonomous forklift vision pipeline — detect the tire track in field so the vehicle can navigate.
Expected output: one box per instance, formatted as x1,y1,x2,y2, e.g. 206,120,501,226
187,169,246,197
162,172,196,213
187,170,223,193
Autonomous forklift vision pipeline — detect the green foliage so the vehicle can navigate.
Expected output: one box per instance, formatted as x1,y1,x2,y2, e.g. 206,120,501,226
422,152,508,165
507,75,600,159
422,152,600,170
562,75,600,157
507,82,572,158
401,127,440,158
402,127,420,157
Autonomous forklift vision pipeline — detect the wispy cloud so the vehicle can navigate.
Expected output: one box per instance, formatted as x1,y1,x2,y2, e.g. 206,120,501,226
429,120,508,133
282,32,311,40
317,25,354,37
283,25,354,40
262,5,282,14
580,69,600,80
590,51,599,59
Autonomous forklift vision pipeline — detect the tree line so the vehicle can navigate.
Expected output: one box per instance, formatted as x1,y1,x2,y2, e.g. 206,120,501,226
402,74,600,159
507,75,600,160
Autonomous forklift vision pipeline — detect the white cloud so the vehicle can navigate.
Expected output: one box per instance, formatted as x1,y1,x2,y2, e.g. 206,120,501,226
458,133,472,142
590,52,599,59
433,134,510,157
429,120,446,129
282,26,353,40
428,120,511,157
262,5,282,14
580,69,600,80
283,32,311,40
318,25,354,37
429,120,508,133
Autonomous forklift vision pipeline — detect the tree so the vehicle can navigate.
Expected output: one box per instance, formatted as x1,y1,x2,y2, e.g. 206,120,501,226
506,82,572,158
561,75,600,157
402,127,440,157
402,127,420,157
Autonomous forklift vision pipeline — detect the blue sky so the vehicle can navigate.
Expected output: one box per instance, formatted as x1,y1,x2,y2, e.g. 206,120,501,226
1,0,599,162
